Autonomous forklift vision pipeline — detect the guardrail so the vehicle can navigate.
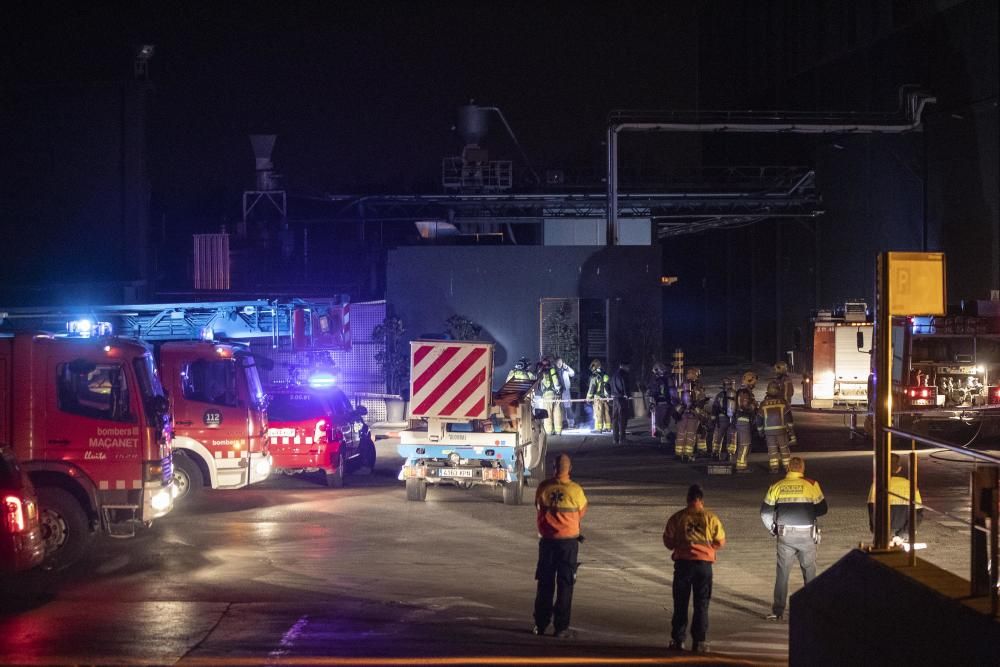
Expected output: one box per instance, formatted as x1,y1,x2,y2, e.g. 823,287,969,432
882,426,999,615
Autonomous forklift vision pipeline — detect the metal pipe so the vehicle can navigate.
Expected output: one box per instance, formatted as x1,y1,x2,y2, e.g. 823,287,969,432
481,106,541,185
909,441,917,566
885,427,1000,465
874,254,892,549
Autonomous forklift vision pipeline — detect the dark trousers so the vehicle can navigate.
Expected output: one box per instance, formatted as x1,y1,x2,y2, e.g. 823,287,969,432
612,398,629,443
534,538,579,632
671,559,713,644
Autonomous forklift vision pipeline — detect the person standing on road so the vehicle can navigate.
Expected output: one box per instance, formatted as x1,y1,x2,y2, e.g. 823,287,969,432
538,358,564,436
663,484,726,653
760,456,827,621
610,359,632,445
555,357,576,429
533,453,588,638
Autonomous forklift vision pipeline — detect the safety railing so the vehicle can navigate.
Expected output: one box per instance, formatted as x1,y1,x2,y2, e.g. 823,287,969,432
883,426,1000,616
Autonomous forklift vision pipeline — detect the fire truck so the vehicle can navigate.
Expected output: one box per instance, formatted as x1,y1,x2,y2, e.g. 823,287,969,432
0,299,351,502
0,331,174,568
398,340,547,504
802,303,873,409
889,310,1000,435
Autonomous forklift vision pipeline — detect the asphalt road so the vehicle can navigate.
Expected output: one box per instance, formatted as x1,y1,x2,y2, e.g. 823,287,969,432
0,410,988,666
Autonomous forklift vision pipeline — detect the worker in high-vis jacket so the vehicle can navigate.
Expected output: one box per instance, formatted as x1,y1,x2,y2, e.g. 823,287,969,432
533,453,588,639
759,456,827,621
538,357,564,435
586,359,611,433
867,453,923,545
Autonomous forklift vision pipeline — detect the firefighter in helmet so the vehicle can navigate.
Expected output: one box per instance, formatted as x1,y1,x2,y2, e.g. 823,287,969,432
773,361,797,447
507,357,537,383
760,379,792,473
586,359,611,433
645,361,673,445
538,357,564,436
710,378,737,461
733,371,760,472
675,367,708,462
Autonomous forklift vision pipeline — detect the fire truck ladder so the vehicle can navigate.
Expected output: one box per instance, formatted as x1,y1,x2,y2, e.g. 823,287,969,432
0,298,348,348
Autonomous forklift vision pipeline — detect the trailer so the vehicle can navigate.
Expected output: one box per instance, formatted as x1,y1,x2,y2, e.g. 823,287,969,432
397,340,547,504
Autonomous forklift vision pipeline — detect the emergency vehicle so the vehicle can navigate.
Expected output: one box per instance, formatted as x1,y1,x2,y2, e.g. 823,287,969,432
266,384,376,487
802,303,872,409
398,340,547,504
1,446,45,574
889,311,1000,435
0,299,351,502
0,332,174,568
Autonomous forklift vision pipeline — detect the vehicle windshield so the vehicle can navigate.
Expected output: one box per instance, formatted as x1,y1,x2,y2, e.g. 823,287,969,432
241,356,265,409
267,393,327,422
134,354,165,399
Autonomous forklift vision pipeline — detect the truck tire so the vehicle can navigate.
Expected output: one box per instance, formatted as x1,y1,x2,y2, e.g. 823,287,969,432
356,437,376,475
172,453,204,502
325,452,345,488
37,487,93,570
529,457,546,483
406,477,427,501
502,476,523,505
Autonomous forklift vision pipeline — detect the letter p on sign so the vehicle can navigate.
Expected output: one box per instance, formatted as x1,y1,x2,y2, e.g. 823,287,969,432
888,252,946,316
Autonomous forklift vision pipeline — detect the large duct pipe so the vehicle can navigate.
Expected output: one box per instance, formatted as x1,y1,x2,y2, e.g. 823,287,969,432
249,134,278,191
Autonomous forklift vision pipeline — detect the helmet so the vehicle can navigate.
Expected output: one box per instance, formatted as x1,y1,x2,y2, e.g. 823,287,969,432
651,362,668,377
590,358,603,372
766,379,783,398
685,367,701,382
538,357,552,370
514,357,530,371
742,371,758,388
774,360,789,375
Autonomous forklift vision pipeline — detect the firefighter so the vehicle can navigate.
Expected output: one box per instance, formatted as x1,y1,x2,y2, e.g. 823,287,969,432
646,362,673,445
773,361,797,447
710,378,737,461
507,357,537,383
675,367,708,462
538,357,564,436
586,359,611,433
759,380,792,473
733,371,760,472
610,360,632,445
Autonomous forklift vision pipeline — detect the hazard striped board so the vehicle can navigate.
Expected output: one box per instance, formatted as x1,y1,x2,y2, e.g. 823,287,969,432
408,341,494,420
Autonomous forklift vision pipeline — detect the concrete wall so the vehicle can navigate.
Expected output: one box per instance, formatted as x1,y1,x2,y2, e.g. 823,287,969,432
386,245,663,387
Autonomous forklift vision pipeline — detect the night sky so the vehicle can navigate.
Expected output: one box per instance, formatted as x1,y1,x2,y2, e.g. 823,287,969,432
3,2,698,211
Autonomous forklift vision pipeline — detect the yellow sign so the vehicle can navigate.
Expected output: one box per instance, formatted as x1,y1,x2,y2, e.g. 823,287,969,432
888,252,946,316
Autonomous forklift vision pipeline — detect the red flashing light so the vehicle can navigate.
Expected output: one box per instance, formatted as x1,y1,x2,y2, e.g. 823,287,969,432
995,388,1000,397
908,389,916,397
921,389,930,398
4,495,25,533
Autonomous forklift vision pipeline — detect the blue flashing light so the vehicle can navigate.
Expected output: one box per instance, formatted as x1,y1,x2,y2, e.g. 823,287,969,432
308,372,337,389
67,319,113,337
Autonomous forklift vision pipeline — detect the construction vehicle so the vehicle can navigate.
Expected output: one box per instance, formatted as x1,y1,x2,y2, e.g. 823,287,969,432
0,331,174,568
398,340,547,504
0,299,351,501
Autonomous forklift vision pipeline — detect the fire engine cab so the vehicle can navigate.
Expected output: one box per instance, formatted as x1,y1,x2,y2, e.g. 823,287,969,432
0,331,174,568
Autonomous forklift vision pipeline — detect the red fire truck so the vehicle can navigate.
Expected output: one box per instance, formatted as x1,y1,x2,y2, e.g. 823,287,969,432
0,299,351,502
0,332,174,568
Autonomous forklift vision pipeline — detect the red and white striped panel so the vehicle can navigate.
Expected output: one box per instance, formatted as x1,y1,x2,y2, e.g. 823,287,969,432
409,342,492,419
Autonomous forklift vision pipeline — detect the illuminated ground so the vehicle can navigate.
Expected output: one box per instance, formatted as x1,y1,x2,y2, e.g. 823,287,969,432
0,411,986,666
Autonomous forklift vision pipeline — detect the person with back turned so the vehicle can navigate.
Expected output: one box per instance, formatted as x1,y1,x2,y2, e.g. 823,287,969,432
532,453,588,639
663,484,726,653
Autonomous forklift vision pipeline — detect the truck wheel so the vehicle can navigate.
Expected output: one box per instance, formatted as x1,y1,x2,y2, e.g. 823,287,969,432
356,437,376,475
406,478,427,501
37,487,93,570
502,476,523,505
325,452,345,488
172,453,204,502
530,458,546,483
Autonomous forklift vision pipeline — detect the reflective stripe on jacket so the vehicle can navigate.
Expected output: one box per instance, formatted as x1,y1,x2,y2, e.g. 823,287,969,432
536,476,588,539
760,471,828,529
587,372,610,399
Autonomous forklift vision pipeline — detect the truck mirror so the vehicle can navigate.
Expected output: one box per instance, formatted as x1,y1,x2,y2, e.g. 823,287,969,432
68,358,97,375
857,330,865,350
354,405,368,418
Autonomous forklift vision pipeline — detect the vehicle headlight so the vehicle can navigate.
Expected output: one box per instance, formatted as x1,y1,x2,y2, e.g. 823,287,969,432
255,457,272,477
151,489,171,512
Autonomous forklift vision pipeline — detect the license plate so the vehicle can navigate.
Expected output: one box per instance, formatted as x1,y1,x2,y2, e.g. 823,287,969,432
438,468,474,478
268,428,296,437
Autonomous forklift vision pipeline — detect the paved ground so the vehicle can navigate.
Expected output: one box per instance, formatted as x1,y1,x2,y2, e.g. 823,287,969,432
0,410,989,666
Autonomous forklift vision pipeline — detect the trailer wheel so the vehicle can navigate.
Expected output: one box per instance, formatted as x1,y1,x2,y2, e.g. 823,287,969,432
502,476,523,505
325,452,345,488
172,453,204,502
406,478,427,501
37,487,93,570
